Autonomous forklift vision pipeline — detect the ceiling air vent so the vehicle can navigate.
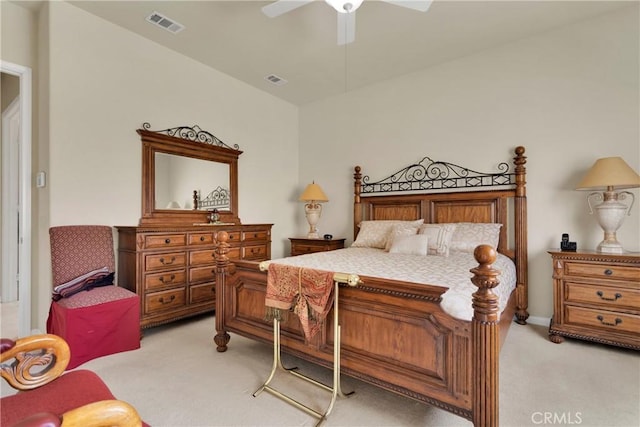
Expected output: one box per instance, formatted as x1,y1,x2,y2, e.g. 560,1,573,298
146,11,185,34
264,74,288,86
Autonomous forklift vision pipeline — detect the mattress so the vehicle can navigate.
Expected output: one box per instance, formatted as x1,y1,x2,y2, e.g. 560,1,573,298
271,247,517,321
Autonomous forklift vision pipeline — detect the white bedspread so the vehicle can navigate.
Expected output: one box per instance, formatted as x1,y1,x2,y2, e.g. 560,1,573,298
271,247,516,321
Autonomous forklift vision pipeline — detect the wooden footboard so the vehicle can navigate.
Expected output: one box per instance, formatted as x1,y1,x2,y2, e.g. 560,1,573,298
215,235,504,426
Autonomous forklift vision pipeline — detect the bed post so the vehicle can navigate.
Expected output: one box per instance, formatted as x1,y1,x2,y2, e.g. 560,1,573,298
471,245,500,427
513,146,529,324
354,166,362,241
214,231,231,352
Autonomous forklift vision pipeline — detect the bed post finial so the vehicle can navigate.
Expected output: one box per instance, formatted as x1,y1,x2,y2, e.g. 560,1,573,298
214,231,231,352
471,244,500,427
354,166,363,241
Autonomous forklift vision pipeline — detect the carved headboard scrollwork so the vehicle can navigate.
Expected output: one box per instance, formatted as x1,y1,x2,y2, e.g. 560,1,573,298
138,123,242,226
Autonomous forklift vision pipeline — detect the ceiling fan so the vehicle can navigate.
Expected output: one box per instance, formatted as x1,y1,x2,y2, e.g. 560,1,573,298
262,0,433,45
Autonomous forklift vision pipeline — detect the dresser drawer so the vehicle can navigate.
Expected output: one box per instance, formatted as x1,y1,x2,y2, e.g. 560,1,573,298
564,262,640,282
243,245,267,260
188,232,214,246
144,234,187,249
190,282,216,304
565,282,640,311
145,288,186,315
144,270,186,291
243,230,269,242
189,265,216,284
190,249,216,266
565,305,640,334
145,252,187,271
220,231,241,243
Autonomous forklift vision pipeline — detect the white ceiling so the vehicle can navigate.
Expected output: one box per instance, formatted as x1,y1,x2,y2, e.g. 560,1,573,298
47,1,635,105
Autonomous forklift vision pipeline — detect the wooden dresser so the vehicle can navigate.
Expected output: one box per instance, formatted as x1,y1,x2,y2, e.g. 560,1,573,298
117,224,272,329
289,237,345,256
548,250,640,350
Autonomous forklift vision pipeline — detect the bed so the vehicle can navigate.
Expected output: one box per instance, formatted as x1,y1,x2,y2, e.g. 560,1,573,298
213,147,528,427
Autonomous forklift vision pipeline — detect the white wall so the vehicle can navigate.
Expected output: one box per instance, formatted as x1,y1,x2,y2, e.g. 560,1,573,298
35,1,299,330
299,4,640,321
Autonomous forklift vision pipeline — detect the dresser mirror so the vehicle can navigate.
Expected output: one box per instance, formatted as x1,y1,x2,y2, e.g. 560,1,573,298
154,152,230,211
138,123,242,225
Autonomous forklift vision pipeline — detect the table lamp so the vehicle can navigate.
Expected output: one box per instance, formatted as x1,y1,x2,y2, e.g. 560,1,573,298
299,182,329,239
576,157,640,253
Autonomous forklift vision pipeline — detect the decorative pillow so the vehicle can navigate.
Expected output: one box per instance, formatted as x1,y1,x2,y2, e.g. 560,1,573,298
388,234,429,255
418,223,456,256
384,223,421,251
52,267,115,301
449,222,502,253
352,219,423,249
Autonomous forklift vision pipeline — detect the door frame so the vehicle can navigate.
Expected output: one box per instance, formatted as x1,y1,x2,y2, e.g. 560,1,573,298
1,60,32,336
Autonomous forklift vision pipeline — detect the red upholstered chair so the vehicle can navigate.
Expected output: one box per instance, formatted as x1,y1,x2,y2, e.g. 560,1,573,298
46,225,140,369
1,334,147,427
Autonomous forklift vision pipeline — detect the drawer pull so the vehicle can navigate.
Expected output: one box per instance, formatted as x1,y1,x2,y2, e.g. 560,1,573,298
596,291,622,301
200,236,205,242
604,269,613,276
159,274,175,284
254,233,258,238
165,238,171,244
159,295,176,304
159,256,176,265
596,315,622,327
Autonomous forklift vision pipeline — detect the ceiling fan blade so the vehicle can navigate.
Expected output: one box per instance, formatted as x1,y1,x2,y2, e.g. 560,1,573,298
337,10,356,45
261,0,315,18
381,0,433,13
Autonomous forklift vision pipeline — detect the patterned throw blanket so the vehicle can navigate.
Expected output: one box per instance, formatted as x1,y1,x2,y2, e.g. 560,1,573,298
265,263,335,341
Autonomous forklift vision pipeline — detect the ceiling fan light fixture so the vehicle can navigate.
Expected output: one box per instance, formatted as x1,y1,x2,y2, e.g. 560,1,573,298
325,0,364,13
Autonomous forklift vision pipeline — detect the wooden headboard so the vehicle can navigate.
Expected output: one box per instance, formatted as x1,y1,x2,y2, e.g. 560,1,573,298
353,146,528,323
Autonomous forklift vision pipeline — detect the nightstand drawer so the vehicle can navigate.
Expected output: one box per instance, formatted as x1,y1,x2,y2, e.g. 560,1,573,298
565,262,640,282
293,244,322,255
565,282,640,311
565,305,640,334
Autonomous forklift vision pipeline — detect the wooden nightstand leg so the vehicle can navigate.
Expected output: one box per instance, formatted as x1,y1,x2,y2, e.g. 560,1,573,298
549,333,564,344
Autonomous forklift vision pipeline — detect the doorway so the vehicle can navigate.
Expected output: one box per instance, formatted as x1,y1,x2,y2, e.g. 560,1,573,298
0,61,32,337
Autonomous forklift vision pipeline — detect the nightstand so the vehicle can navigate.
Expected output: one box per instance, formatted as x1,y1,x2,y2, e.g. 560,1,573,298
289,237,346,256
548,250,640,350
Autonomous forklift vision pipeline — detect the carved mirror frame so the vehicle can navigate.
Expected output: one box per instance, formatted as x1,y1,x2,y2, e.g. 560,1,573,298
138,123,242,226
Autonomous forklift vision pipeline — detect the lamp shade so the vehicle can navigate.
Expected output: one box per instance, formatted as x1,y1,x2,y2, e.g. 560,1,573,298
299,183,329,202
576,157,640,190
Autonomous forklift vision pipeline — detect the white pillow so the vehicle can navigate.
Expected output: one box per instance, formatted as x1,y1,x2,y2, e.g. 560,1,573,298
388,234,429,255
352,220,424,249
449,222,502,253
384,223,421,252
418,223,456,257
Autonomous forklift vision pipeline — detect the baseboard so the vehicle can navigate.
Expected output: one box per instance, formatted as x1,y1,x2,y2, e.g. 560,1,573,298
526,316,550,327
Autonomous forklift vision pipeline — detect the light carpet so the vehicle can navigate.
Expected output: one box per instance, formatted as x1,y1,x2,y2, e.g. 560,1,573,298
14,315,640,426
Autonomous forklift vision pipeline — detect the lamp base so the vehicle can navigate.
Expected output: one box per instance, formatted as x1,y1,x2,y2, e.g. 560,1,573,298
307,232,320,239
597,240,624,254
